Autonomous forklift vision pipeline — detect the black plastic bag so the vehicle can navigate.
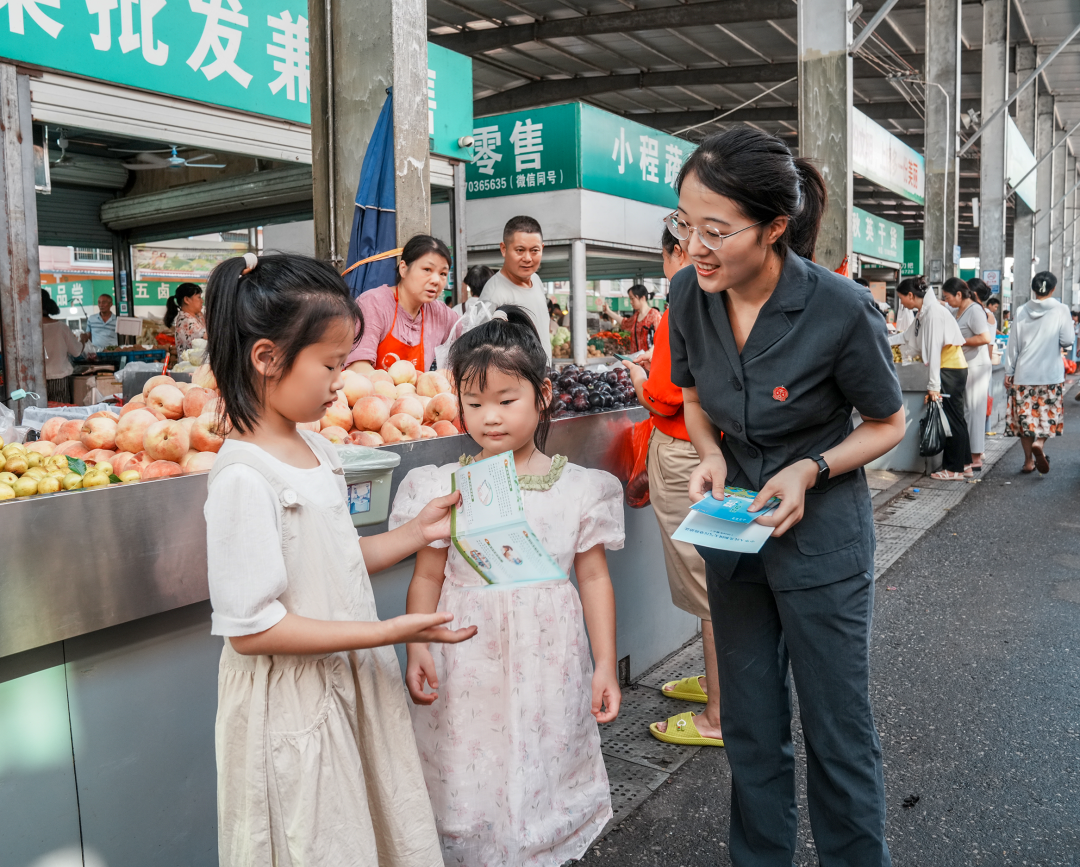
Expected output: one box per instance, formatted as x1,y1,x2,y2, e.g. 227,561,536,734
918,399,951,457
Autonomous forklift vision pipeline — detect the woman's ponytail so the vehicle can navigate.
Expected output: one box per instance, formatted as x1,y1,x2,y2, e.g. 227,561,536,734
164,295,180,328
787,159,827,262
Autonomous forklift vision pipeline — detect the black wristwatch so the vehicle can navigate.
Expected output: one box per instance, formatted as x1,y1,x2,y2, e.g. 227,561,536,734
805,454,830,491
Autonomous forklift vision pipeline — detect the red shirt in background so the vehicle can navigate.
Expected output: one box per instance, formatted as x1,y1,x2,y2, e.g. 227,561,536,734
640,310,689,441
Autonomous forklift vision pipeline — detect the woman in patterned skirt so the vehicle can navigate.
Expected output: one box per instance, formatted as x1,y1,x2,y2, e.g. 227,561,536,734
1004,271,1074,474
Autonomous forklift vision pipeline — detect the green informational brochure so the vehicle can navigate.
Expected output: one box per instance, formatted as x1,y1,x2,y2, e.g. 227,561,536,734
451,452,566,585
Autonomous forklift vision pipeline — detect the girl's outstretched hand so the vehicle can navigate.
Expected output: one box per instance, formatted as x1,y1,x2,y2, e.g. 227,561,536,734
385,611,477,645
591,666,622,724
413,490,462,545
406,646,441,705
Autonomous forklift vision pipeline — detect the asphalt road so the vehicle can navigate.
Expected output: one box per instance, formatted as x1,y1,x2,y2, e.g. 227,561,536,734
584,395,1080,866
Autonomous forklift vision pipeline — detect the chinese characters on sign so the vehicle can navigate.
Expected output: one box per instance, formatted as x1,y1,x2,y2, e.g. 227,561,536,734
466,102,686,210
852,108,925,206
0,0,311,123
851,206,904,264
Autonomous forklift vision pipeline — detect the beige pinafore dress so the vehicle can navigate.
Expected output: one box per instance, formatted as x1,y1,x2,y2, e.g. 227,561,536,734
209,436,442,867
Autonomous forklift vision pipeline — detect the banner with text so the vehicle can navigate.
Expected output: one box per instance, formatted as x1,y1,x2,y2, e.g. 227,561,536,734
853,109,924,205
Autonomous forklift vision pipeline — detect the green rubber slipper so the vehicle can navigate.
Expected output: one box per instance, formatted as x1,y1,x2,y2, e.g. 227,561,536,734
649,711,724,747
661,675,708,703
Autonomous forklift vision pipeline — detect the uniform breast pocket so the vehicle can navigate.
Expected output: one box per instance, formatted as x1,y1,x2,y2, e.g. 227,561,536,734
791,479,863,556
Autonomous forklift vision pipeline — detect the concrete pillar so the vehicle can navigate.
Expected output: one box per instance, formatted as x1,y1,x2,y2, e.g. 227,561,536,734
1052,141,1067,274
1035,98,1055,271
797,0,852,271
978,0,1009,284
450,162,468,301
309,0,430,267
1012,45,1037,307
924,0,962,283
570,239,588,366
1064,155,1077,294
0,64,45,413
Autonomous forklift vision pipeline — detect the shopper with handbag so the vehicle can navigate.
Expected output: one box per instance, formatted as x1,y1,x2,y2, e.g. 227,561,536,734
897,276,971,480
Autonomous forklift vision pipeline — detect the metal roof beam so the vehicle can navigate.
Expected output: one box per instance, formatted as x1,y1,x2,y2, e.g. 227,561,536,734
630,99,980,130
431,0,930,56
474,53,984,116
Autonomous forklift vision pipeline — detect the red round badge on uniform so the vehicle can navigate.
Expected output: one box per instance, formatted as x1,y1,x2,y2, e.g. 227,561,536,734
773,386,789,402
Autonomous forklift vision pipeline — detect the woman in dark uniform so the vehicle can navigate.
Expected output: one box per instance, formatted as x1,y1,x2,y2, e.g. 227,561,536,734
666,127,905,867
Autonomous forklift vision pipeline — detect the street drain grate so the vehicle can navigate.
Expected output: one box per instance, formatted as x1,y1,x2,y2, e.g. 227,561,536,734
876,485,969,530
599,686,701,773
595,755,670,840
874,525,926,577
635,638,706,691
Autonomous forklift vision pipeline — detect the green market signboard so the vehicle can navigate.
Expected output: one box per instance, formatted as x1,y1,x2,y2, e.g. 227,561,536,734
0,0,311,123
133,278,203,307
852,207,904,265
901,240,924,277
428,43,473,160
467,103,688,209
43,279,113,308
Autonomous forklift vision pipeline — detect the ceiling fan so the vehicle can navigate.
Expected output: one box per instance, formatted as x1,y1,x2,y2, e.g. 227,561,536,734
111,144,226,171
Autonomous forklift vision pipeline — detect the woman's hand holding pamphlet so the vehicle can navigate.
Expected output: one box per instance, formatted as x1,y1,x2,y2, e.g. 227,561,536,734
451,452,566,585
672,486,780,553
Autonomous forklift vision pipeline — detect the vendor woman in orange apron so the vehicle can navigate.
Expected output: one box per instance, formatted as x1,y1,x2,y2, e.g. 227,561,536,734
346,235,461,375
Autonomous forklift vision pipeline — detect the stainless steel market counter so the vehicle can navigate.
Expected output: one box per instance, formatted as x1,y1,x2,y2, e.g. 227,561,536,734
0,407,698,867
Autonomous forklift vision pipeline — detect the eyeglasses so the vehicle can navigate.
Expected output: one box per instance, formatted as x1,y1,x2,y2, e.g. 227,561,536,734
664,212,765,251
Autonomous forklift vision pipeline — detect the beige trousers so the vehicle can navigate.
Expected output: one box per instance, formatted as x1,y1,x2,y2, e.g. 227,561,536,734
647,428,711,621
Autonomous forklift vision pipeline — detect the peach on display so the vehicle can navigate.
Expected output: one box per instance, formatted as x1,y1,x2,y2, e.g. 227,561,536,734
419,425,437,439
141,375,176,398
40,417,66,443
147,384,185,420
352,396,390,432
388,360,418,385
349,430,384,447
111,452,138,474
190,414,226,453
59,419,84,443
115,409,159,454
143,420,190,463
26,440,56,456
372,381,398,400
321,402,353,431
368,369,394,385
416,372,452,397
80,417,118,451
86,410,120,422
379,413,421,443
423,393,459,426
54,441,89,459
320,426,351,444
389,395,424,422
182,386,214,419
142,460,183,480
341,371,373,406
431,420,459,438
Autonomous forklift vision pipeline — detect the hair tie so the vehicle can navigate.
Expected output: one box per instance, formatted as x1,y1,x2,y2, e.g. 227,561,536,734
492,310,508,322
241,252,258,276
1039,280,1048,294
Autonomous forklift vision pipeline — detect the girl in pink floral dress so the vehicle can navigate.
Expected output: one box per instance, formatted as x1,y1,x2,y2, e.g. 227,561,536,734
390,304,624,867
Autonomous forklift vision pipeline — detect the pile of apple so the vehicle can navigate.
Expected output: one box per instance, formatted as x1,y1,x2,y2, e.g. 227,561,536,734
316,360,461,446
24,365,225,491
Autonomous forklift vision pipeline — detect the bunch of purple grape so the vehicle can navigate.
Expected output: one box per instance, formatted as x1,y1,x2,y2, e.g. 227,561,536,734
548,365,639,417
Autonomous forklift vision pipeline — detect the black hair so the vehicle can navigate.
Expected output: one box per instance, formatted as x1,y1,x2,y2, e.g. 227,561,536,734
41,288,59,317
204,254,363,435
502,215,543,243
627,284,655,302
985,294,1001,308
463,264,494,298
164,282,203,327
896,276,928,298
396,235,452,286
448,303,552,451
97,293,113,303
941,276,974,301
1032,270,1058,297
675,127,827,261
967,277,992,304
853,277,870,288
661,227,681,256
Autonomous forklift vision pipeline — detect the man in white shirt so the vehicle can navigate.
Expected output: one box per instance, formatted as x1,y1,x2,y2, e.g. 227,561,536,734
82,293,118,351
480,216,552,361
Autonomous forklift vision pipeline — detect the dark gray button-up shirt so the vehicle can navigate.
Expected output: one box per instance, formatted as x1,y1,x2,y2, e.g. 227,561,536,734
668,250,902,590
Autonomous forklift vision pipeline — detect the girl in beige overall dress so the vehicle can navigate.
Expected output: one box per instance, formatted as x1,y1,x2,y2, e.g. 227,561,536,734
202,253,477,867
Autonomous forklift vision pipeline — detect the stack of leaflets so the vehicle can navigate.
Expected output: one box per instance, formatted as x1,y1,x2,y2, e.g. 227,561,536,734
672,487,779,553
451,452,566,585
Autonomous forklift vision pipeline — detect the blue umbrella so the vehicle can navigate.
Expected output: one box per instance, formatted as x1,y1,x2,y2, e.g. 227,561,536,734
343,88,398,297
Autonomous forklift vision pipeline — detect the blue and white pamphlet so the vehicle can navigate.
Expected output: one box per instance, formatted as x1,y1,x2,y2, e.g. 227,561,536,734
451,452,566,585
672,488,778,553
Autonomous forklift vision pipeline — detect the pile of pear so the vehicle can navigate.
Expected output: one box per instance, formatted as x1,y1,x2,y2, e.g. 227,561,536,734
0,438,139,501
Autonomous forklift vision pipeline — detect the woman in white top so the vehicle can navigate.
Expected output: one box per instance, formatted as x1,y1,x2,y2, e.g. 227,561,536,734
897,276,971,480
942,277,993,473
40,290,82,403
1004,271,1074,474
